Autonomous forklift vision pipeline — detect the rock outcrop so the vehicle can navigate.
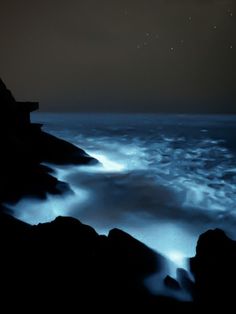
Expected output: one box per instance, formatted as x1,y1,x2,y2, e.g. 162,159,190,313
0,211,169,312
0,79,96,203
3,207,236,312
190,228,236,310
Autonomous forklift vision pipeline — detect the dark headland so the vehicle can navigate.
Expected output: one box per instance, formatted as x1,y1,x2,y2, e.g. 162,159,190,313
0,78,96,204
0,80,235,312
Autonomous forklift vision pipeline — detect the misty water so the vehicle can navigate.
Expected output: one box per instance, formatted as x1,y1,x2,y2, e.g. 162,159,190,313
10,113,236,291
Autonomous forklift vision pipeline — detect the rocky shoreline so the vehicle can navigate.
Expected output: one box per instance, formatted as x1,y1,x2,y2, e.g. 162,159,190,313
0,79,235,312
0,209,235,312
0,78,97,204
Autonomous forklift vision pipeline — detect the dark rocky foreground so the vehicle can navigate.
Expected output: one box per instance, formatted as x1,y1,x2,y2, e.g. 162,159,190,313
0,80,235,312
0,78,96,203
0,208,188,312
0,209,235,312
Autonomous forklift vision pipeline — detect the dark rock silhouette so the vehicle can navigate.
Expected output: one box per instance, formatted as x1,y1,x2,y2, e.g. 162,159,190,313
0,210,199,312
0,211,171,312
107,228,162,278
0,78,96,203
190,228,236,310
164,275,181,290
5,207,236,312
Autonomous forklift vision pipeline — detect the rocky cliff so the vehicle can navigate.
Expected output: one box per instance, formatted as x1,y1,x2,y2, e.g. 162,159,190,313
0,79,96,203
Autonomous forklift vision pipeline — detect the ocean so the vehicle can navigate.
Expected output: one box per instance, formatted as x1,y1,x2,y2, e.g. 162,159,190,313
11,113,236,276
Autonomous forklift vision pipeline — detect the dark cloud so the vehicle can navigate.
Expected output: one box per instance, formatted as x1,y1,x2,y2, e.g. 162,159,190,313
0,0,235,112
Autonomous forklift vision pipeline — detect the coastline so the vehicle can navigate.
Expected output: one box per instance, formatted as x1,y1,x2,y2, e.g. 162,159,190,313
0,79,235,312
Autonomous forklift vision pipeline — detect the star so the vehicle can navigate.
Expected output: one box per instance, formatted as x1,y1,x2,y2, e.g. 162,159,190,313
170,47,174,51
137,45,141,49
146,32,150,37
230,45,233,49
213,25,217,29
188,16,192,22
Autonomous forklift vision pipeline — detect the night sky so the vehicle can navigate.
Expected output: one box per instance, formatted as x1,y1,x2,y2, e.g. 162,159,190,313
0,0,235,113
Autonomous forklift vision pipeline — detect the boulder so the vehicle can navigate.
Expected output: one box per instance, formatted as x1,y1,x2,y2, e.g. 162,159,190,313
190,228,236,308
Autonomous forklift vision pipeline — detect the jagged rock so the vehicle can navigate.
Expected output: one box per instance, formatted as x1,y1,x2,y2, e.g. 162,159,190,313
0,78,97,204
34,130,96,165
190,228,236,308
0,213,166,312
0,78,38,129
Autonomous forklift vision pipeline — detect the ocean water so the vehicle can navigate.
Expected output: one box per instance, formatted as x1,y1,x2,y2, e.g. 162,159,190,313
11,113,236,278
